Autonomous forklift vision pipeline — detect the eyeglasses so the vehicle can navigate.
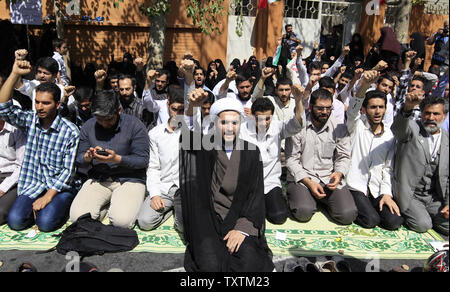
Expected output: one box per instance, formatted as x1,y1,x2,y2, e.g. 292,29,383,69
313,106,334,112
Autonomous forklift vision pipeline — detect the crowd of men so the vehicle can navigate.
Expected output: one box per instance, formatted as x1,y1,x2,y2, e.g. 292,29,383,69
0,20,449,272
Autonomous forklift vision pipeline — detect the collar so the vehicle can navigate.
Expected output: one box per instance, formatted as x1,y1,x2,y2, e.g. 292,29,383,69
363,118,385,137
305,113,330,133
245,118,277,139
36,114,64,132
274,96,294,109
0,122,14,133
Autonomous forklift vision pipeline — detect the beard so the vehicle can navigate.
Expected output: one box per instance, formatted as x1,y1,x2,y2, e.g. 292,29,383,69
311,110,331,127
421,119,443,134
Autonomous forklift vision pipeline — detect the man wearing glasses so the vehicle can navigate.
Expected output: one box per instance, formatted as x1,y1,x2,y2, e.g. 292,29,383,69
285,88,357,225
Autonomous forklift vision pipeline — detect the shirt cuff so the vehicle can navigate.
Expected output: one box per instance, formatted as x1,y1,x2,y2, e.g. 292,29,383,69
234,217,258,236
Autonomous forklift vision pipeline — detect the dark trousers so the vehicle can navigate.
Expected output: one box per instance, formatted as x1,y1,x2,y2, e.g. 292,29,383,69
287,182,358,225
265,187,289,225
0,186,18,225
8,191,75,232
350,190,404,231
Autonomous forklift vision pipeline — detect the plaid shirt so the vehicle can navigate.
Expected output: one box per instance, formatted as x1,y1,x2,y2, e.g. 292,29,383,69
0,100,79,199
394,69,422,121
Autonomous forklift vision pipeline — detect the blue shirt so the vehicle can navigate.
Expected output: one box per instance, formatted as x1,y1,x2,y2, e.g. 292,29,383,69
0,100,80,198
76,114,150,184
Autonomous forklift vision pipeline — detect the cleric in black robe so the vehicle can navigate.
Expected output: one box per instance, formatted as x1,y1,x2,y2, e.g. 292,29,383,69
179,93,274,272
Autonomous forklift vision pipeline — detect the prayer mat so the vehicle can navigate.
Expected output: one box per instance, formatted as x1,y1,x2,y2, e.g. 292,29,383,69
0,213,443,259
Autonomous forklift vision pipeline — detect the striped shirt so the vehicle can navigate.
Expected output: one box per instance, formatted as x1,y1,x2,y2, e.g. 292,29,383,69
0,100,79,199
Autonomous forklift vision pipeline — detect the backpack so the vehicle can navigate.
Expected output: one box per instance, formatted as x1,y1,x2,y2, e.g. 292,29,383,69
53,213,140,257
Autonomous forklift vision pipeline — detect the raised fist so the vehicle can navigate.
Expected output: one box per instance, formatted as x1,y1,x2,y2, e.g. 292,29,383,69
261,67,275,79
362,70,380,85
15,49,28,61
12,60,32,76
405,51,417,61
147,69,157,81
189,88,209,107
373,60,388,72
291,84,305,100
94,70,107,83
226,69,237,82
180,59,195,74
135,58,144,71
342,46,350,56
295,45,303,56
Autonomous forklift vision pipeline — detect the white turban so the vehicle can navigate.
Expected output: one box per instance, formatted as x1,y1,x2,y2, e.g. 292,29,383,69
210,97,245,118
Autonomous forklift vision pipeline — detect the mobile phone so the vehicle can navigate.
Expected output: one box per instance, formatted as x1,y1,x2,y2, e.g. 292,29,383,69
96,149,109,156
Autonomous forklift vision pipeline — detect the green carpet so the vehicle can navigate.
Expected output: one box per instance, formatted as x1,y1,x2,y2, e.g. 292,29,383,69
0,212,443,260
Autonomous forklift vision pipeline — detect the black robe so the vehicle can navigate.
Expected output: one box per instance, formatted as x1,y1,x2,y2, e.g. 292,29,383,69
179,133,274,272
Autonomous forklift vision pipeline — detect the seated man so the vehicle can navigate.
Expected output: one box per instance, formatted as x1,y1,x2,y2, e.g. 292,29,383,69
0,117,26,225
70,91,150,229
239,85,305,224
392,93,449,235
0,60,80,232
285,89,357,225
180,96,274,272
59,86,94,129
347,70,404,230
137,87,185,232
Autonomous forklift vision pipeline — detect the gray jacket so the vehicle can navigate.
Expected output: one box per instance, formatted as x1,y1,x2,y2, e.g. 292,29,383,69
391,112,449,212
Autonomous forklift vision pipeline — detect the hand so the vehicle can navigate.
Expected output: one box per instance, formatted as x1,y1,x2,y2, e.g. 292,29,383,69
223,230,246,254
291,84,305,100
296,45,304,56
15,49,28,60
326,172,343,191
189,88,209,107
405,51,417,62
329,56,336,62
63,86,76,100
341,46,350,56
244,107,251,116
11,60,32,76
414,71,423,77
33,195,53,212
379,195,401,216
0,190,5,198
150,196,166,211
441,205,449,220
261,67,275,80
373,60,388,72
93,147,121,164
84,147,96,163
361,70,380,85
309,74,321,87
392,75,400,87
354,68,364,80
183,51,194,60
305,180,326,200
313,41,319,50
135,57,145,71
146,69,157,82
340,66,347,74
94,70,107,83
226,69,237,82
317,49,326,57
404,91,424,112
180,59,195,75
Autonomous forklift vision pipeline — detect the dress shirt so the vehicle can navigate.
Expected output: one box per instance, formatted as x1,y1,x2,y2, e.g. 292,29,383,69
285,113,351,187
0,122,26,193
251,85,296,122
52,51,70,86
240,113,305,194
0,100,79,198
142,88,170,126
147,123,181,198
428,131,442,162
346,97,396,198
15,79,71,111
76,114,150,184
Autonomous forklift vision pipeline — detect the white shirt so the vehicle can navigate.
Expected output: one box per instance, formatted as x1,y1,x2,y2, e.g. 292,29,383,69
52,51,70,86
146,123,181,199
142,88,170,126
365,87,394,129
0,122,26,193
428,131,442,162
346,97,396,198
16,79,71,111
239,112,305,194
213,79,238,100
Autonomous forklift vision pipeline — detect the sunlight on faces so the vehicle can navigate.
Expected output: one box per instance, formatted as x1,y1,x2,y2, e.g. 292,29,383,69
155,74,168,92
201,102,212,118
421,104,445,134
275,84,292,104
377,78,394,95
35,91,60,120
194,69,205,87
362,98,386,125
36,67,56,84
408,80,425,96
237,80,252,100
218,111,241,143
119,78,135,101
254,110,273,133
310,98,333,127
109,78,119,93
338,76,351,91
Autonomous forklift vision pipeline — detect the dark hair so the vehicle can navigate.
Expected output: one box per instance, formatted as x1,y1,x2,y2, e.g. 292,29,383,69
363,90,387,107
419,95,446,113
194,66,206,76
377,74,395,85
319,76,335,90
309,61,322,73
310,88,333,106
73,86,94,103
156,69,171,81
276,78,293,88
167,85,185,105
251,97,275,115
36,57,59,75
204,91,215,105
35,82,61,103
118,74,137,87
285,24,292,31
341,71,354,80
52,38,65,51
411,75,430,92
235,73,253,86
92,90,120,117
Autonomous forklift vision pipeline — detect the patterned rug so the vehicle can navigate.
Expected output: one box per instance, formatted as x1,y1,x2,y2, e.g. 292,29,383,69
0,212,443,260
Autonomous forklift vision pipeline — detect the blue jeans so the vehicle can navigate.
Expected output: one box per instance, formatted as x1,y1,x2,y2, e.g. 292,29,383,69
7,191,75,232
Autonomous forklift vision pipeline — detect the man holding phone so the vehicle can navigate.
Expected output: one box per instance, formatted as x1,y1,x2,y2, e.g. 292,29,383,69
70,90,150,229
